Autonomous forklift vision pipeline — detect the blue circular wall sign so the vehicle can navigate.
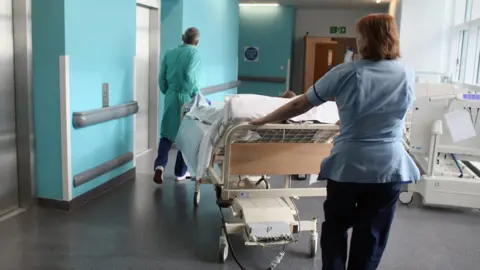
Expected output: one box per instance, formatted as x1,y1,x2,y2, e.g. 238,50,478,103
244,47,259,61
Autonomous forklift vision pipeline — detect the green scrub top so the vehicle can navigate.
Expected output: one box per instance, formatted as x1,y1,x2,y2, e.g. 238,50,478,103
159,44,201,142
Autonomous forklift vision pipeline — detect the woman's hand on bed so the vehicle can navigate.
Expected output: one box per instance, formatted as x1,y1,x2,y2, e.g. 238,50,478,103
250,95,313,125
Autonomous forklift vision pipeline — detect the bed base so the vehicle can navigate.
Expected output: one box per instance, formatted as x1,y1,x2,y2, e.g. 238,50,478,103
190,123,338,263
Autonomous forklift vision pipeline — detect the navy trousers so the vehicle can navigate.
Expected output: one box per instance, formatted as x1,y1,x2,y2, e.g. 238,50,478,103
321,180,401,270
154,138,187,177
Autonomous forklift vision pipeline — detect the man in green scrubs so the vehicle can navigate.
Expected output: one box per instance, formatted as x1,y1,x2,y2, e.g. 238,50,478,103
153,27,201,185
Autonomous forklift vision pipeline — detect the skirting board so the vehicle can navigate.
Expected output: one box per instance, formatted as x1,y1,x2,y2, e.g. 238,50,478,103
38,168,136,211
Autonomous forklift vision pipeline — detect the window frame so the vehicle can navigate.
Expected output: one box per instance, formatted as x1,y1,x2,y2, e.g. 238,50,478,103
457,29,469,82
475,26,480,84
466,0,473,22
450,0,478,85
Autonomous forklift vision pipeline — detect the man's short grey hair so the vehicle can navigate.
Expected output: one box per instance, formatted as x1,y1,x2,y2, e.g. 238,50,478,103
183,27,200,44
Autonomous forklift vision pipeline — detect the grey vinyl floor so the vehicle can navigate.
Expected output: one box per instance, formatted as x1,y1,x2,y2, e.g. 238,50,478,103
0,151,479,270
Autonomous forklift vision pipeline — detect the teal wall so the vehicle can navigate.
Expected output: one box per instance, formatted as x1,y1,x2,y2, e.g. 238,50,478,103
32,0,240,201
160,0,239,107
160,0,183,134
182,0,239,103
32,0,66,200
238,6,295,96
32,0,136,200
161,0,183,57
65,0,136,198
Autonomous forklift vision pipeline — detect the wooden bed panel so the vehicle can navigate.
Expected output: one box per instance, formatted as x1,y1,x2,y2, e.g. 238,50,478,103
229,143,332,175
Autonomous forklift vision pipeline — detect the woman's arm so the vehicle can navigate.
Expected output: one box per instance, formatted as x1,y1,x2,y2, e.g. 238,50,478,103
250,95,313,125
251,65,345,125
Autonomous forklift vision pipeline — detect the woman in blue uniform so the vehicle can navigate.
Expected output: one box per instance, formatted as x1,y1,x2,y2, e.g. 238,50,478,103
251,14,420,270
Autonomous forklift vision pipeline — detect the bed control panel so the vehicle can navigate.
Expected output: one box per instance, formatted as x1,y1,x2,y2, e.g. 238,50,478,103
246,222,293,243
462,93,480,100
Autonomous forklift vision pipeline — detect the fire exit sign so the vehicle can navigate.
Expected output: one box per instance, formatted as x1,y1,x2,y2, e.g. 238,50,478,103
330,26,347,34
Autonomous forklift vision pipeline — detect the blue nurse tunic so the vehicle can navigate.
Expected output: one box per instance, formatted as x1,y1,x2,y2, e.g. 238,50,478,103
306,59,420,184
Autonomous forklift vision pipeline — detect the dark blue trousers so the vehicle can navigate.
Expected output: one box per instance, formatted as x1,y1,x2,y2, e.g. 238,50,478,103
154,138,187,177
321,180,401,270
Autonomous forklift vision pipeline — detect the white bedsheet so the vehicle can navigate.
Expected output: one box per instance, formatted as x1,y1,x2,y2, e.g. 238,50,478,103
175,117,211,176
176,94,339,178
225,94,339,124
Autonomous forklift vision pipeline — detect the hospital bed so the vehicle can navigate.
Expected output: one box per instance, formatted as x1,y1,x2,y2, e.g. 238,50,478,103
176,94,339,263
404,73,454,149
400,80,480,209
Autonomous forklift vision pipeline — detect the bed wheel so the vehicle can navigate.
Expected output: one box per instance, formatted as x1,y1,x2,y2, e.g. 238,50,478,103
399,191,413,205
194,191,200,207
309,232,318,258
218,235,229,263
215,184,222,200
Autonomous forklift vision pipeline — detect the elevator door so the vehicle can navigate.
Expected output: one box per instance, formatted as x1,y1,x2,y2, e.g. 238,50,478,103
135,6,151,155
0,0,19,215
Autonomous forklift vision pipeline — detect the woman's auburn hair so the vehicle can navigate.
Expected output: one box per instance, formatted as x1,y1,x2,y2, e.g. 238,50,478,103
356,14,400,61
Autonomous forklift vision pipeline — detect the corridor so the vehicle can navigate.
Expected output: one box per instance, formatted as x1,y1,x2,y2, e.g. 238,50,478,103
0,153,479,270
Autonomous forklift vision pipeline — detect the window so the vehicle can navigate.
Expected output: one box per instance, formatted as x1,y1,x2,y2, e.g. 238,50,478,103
449,0,480,85
476,27,480,84
454,0,469,25
457,30,469,82
472,0,480,20
466,0,472,21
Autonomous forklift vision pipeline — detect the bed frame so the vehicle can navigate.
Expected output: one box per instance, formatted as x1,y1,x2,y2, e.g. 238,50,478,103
189,122,339,262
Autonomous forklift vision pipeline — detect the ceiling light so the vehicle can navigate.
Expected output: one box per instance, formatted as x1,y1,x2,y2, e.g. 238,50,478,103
239,3,280,7
376,0,382,3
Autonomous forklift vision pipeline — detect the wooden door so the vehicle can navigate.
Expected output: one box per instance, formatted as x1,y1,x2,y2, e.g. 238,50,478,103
314,43,336,84
303,36,337,93
302,36,357,93
331,38,358,66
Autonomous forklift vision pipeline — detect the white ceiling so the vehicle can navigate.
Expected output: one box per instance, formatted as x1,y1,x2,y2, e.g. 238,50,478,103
240,0,391,9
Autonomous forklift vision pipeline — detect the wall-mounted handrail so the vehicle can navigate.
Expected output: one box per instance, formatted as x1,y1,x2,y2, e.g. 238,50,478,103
201,80,242,95
72,80,239,129
73,152,134,187
72,101,139,129
238,76,286,83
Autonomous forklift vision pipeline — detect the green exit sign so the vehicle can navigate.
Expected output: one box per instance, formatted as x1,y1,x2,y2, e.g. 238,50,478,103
330,26,347,34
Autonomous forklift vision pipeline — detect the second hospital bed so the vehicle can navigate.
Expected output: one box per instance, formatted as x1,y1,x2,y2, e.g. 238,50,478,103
176,94,340,262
